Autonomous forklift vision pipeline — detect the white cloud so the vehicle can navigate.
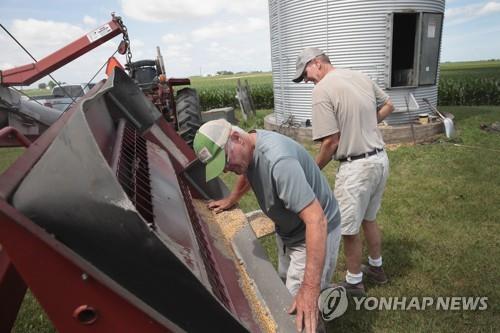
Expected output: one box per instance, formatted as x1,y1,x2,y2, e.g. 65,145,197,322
11,19,85,51
83,15,97,25
199,38,269,75
122,0,217,21
128,39,145,59
164,42,193,58
120,0,267,21
0,62,14,70
130,38,144,48
162,33,186,44
446,1,500,25
191,17,267,41
478,1,500,15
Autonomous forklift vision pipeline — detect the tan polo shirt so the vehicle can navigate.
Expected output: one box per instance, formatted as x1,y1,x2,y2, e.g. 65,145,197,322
311,68,389,160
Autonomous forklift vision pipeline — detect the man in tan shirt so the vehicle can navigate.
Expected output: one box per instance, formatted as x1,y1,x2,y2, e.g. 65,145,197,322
293,47,394,295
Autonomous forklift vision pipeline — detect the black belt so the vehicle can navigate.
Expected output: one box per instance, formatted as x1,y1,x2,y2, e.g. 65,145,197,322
339,148,384,163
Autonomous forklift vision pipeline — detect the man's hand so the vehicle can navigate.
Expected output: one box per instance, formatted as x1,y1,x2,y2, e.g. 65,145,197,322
316,133,339,170
291,198,327,332
207,175,250,213
288,283,321,333
377,98,394,123
207,197,236,213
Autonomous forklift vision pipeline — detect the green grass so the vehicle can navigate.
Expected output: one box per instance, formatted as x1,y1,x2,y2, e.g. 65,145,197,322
11,292,55,333
440,60,500,78
0,148,24,170
189,72,272,89
19,88,50,97
441,60,500,70
330,107,500,332
221,106,500,332
3,104,499,332
440,67,500,80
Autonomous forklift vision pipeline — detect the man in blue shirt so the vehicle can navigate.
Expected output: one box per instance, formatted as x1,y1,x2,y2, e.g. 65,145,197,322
193,119,341,333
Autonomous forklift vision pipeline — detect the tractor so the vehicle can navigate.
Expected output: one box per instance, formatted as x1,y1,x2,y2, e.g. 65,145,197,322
125,49,202,146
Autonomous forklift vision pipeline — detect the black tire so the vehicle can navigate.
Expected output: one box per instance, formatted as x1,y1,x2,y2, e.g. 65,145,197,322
176,87,202,146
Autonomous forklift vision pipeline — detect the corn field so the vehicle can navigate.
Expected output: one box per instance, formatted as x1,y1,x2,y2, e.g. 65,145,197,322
196,83,274,110
438,61,500,105
190,73,274,110
439,78,500,105
190,61,500,111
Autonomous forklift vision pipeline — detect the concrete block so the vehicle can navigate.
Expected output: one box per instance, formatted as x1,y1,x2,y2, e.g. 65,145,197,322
201,107,236,124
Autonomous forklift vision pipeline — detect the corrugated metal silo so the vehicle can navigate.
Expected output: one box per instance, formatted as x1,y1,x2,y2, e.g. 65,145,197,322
268,0,445,126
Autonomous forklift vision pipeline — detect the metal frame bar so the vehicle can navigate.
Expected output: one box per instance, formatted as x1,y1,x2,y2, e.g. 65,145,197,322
0,17,124,86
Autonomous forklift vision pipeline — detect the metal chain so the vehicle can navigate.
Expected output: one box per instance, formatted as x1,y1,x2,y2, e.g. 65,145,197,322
112,13,133,66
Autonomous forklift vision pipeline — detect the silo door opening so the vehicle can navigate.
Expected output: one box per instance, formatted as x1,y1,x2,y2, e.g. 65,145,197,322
391,13,419,87
388,12,443,88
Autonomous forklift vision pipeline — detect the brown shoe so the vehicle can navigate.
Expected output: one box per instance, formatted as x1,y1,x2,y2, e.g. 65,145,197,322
361,264,388,284
339,280,366,297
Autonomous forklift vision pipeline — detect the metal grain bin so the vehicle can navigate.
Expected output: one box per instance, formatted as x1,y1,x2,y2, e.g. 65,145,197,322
268,0,445,126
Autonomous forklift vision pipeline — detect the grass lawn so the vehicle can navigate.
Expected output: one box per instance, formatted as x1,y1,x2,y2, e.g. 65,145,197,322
440,62,500,80
440,60,500,79
3,105,500,332
190,72,272,90
223,105,500,332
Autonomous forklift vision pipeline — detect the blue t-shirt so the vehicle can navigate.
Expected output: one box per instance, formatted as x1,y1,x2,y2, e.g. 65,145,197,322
247,130,340,246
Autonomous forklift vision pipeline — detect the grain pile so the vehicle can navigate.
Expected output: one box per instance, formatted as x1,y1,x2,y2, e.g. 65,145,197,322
192,199,277,333
247,214,275,238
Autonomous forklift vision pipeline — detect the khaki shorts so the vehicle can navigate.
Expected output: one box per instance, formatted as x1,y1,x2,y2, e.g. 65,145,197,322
334,150,389,235
275,222,341,296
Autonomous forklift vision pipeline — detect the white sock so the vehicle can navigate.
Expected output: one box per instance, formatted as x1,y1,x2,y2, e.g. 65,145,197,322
368,256,382,267
346,270,363,284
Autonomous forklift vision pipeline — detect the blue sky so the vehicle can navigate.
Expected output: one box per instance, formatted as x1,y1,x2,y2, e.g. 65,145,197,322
1,0,499,86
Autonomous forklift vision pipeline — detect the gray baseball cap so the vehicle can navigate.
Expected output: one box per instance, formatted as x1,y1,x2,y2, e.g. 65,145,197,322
292,47,325,83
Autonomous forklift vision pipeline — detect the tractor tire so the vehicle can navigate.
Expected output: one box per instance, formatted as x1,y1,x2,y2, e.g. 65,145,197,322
176,87,202,146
